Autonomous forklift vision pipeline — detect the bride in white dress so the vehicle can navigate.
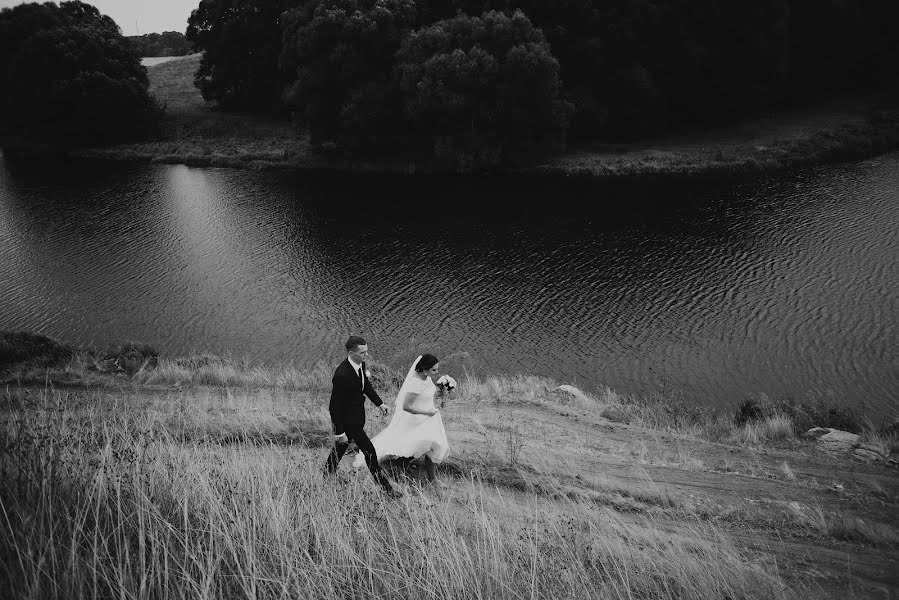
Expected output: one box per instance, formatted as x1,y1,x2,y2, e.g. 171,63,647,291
353,354,450,482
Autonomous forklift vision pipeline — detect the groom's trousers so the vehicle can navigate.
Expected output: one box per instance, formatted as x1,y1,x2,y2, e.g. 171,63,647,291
324,426,393,491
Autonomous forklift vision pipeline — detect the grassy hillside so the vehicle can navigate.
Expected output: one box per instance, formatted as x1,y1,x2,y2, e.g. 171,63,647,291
2,333,897,599
70,54,899,175
75,54,323,171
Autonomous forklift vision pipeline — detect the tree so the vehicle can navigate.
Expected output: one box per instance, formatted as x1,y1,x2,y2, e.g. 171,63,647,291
280,0,417,148
187,0,303,113
395,10,571,171
786,0,899,101
127,31,192,57
0,1,162,146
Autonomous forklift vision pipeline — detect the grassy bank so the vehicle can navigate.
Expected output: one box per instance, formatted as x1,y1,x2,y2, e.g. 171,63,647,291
2,331,896,455
2,331,899,598
2,388,792,600
62,54,899,175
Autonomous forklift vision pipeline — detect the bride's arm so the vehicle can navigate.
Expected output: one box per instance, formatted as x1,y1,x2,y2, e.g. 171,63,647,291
402,391,436,416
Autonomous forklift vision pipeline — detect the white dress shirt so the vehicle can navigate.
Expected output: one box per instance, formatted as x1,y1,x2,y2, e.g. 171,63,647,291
348,357,364,388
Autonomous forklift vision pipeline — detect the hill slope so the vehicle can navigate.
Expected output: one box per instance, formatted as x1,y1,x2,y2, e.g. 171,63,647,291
2,363,897,598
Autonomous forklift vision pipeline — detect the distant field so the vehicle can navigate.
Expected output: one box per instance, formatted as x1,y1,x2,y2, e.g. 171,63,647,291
77,54,323,171
141,55,197,67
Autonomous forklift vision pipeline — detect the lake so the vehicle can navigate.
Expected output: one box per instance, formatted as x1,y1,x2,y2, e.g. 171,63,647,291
0,153,896,415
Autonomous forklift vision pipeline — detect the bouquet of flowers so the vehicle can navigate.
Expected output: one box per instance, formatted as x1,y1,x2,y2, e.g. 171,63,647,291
436,374,457,392
436,375,457,407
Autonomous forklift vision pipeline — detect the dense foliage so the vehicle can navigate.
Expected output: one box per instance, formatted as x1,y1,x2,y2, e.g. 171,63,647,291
127,31,192,57
11,0,894,166
395,10,571,169
408,0,898,139
0,331,73,370
280,3,570,168
181,0,899,169
0,1,162,145
186,0,303,113
280,0,417,149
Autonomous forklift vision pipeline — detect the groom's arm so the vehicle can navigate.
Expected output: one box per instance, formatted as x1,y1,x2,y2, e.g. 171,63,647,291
329,374,352,436
363,376,383,407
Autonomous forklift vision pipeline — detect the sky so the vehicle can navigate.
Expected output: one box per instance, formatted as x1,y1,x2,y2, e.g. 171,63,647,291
0,0,199,35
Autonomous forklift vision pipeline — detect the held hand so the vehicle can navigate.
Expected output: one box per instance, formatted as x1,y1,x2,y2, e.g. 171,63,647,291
335,432,349,444
378,404,390,417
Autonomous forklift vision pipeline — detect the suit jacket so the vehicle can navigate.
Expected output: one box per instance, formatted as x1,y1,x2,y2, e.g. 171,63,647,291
329,358,383,436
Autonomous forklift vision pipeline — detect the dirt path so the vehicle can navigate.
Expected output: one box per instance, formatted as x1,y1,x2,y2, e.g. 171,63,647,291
436,395,899,598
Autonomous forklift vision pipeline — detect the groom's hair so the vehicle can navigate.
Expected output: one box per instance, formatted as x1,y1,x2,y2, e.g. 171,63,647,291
345,336,366,351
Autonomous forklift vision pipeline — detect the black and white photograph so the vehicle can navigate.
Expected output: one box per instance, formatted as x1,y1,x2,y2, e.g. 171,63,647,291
1,0,897,598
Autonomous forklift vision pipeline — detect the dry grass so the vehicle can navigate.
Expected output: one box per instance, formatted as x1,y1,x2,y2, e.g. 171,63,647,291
5,341,892,460
0,388,792,600
134,355,335,391
858,421,899,457
781,462,796,482
729,414,795,446
783,502,899,547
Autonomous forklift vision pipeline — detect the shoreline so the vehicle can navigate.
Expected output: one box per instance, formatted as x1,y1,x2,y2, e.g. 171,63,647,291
2,331,895,433
69,100,899,177
8,54,896,176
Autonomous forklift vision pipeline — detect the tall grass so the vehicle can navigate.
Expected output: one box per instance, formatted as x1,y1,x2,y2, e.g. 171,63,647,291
125,354,899,458
5,333,894,457
0,388,791,599
135,355,335,391
729,414,795,446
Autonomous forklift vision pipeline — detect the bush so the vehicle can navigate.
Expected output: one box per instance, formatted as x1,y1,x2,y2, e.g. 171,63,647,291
99,342,159,376
395,10,571,171
784,401,861,434
0,331,74,371
733,399,764,427
733,394,862,434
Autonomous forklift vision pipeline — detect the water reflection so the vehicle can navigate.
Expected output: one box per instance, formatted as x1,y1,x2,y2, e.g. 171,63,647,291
0,154,896,414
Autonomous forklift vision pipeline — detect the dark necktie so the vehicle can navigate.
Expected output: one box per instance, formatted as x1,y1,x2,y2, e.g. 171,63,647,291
358,365,364,388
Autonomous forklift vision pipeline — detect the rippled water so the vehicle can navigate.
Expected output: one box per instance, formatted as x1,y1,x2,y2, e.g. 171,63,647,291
1,153,896,413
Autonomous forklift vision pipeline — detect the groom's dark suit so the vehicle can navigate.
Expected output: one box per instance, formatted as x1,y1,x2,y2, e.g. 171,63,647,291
324,358,393,492
328,358,383,436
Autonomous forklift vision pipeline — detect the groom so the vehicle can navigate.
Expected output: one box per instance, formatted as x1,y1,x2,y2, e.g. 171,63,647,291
324,336,401,497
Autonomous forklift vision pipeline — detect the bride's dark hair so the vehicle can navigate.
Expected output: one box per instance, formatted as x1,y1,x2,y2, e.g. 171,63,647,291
414,354,439,372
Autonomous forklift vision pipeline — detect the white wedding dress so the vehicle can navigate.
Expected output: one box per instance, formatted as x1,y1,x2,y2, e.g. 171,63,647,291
353,358,450,468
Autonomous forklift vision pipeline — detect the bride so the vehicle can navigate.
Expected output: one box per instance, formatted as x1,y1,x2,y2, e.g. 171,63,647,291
353,354,450,482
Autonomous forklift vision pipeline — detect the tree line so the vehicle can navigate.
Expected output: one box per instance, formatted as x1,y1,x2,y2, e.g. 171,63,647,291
188,0,899,170
127,31,192,57
1,1,897,169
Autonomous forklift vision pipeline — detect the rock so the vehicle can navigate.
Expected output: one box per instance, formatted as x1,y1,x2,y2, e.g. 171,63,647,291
553,384,586,397
803,427,832,439
853,443,890,464
552,385,592,405
804,427,860,455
